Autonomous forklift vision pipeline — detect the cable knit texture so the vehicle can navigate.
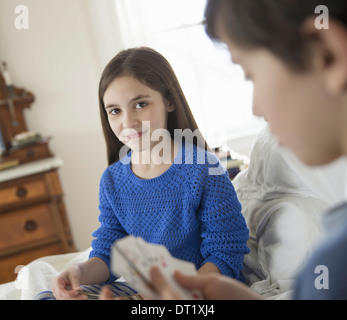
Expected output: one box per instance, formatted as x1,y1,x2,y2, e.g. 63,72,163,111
90,143,249,281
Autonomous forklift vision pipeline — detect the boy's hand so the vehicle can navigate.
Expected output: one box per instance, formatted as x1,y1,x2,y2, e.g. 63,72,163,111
149,266,263,300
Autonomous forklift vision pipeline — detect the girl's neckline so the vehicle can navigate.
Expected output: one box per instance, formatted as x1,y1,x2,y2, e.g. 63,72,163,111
124,141,185,186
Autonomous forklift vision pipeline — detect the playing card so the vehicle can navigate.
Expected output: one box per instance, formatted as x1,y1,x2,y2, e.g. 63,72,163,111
134,237,159,268
112,238,155,296
111,236,203,299
135,237,160,265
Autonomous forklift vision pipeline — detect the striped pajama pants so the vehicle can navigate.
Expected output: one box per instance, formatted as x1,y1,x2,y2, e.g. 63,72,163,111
34,281,139,300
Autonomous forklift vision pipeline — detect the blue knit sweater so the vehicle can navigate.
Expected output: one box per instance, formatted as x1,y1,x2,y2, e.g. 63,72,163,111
89,143,249,281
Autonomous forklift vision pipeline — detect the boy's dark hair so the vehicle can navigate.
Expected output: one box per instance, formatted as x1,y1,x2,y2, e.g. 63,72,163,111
205,0,347,70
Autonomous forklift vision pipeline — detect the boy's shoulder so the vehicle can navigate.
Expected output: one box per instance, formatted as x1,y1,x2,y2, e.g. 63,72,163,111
294,202,347,299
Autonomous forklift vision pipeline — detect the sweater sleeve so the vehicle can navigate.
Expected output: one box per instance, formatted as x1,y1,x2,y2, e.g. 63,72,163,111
197,153,250,279
89,168,128,283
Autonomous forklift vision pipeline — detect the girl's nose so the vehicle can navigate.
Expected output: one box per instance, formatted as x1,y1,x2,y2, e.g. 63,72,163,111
122,112,139,128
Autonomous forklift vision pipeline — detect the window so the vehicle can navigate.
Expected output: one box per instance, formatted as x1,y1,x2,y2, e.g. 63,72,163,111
114,0,265,149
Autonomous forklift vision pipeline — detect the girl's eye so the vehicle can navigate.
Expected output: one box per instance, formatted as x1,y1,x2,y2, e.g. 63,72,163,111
135,101,148,109
109,108,121,115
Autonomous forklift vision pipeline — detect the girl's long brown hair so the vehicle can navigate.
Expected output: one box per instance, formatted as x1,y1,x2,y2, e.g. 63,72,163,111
99,47,208,165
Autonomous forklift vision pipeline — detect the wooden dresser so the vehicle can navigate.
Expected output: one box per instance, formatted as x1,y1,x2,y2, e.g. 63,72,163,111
0,157,75,284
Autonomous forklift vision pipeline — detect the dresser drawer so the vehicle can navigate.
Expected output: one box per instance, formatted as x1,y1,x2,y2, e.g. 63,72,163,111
0,204,56,252
0,177,48,208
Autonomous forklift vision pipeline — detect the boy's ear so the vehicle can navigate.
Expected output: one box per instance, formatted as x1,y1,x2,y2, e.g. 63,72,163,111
302,17,347,95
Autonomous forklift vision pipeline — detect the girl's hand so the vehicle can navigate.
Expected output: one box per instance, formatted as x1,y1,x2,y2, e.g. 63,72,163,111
52,264,87,300
149,266,263,300
99,285,115,300
99,286,145,300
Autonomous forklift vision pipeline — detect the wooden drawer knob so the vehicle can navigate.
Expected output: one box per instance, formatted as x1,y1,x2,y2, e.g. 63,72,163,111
24,219,37,232
16,187,28,198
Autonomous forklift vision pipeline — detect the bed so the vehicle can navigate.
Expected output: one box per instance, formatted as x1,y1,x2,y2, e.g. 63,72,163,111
1,125,346,300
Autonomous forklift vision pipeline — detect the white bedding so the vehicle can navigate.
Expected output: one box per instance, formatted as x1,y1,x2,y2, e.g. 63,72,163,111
0,247,91,300
234,126,347,299
1,125,346,300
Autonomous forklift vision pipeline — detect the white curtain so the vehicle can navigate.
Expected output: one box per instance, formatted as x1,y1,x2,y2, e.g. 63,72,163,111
84,0,126,71
113,0,154,48
83,0,154,69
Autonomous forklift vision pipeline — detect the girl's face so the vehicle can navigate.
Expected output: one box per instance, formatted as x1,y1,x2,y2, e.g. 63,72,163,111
103,76,175,152
218,30,342,166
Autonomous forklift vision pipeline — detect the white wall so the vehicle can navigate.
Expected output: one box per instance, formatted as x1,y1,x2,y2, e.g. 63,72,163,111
0,0,124,250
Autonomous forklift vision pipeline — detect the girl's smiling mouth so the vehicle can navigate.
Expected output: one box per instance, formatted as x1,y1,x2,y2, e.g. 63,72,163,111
124,129,148,140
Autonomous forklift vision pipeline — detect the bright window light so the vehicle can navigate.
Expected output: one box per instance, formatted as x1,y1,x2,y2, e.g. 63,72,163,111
114,0,265,148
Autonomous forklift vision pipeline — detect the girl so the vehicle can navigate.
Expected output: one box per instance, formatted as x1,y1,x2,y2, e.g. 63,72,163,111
149,0,347,300
51,47,249,299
